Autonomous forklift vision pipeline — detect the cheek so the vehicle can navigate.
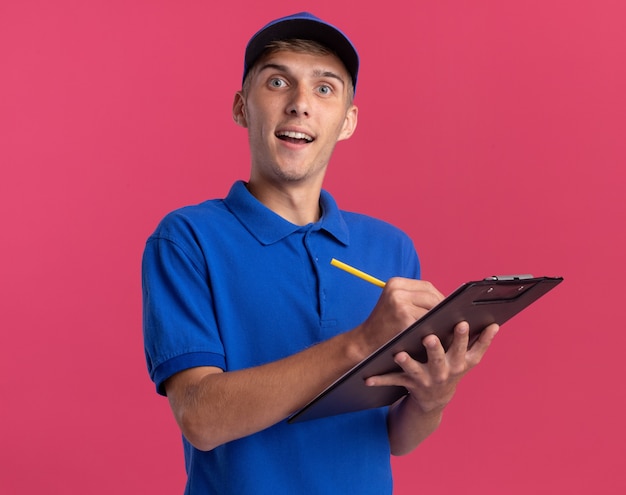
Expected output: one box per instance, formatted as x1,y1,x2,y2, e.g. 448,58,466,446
243,103,277,135
245,118,275,149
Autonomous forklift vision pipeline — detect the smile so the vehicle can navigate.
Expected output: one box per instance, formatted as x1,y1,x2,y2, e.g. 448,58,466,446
276,131,314,143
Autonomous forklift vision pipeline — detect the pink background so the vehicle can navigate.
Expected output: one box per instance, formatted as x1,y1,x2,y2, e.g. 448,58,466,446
2,1,624,493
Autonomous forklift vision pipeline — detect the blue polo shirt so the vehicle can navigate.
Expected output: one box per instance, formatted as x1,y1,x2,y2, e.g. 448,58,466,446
142,181,420,494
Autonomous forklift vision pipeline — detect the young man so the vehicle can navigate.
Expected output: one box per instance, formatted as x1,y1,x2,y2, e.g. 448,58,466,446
142,12,498,494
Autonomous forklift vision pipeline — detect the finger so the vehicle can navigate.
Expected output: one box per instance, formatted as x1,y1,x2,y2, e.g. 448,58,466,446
365,352,425,388
423,334,448,379
364,371,409,388
466,323,499,366
385,278,444,299
385,278,445,311
394,350,423,377
447,321,470,364
409,281,445,310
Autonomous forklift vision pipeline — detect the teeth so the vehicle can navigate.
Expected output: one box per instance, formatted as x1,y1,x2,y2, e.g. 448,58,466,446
277,131,313,142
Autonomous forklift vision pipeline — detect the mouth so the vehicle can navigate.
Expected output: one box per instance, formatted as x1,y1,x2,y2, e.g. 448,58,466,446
275,130,314,144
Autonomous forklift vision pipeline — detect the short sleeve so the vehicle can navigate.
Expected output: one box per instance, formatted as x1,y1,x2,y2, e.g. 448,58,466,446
142,214,226,395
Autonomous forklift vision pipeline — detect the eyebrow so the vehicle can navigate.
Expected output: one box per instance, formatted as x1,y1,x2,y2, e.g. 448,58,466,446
257,63,346,87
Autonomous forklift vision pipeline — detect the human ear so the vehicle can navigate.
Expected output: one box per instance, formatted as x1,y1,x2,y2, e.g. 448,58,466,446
232,91,248,128
338,104,358,141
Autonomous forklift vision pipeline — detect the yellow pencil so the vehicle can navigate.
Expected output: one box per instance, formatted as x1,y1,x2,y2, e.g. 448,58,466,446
330,258,386,288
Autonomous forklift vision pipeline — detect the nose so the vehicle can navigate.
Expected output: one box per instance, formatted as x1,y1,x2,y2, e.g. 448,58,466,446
286,84,310,117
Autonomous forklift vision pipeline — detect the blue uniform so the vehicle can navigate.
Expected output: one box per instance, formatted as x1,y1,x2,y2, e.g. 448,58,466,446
142,181,420,494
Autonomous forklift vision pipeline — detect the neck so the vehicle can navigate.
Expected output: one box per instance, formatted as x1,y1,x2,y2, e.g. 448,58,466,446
246,180,322,226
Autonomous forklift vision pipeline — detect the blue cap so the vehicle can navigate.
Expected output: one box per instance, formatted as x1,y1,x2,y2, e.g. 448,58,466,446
243,12,359,91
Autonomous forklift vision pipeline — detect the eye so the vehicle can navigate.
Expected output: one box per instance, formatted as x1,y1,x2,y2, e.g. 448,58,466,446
268,77,286,88
317,84,333,96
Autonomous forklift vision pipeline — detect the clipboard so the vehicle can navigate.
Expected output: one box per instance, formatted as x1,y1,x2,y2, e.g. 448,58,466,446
288,275,563,423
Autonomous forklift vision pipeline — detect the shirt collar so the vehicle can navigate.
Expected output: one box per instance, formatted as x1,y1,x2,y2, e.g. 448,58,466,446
224,181,350,246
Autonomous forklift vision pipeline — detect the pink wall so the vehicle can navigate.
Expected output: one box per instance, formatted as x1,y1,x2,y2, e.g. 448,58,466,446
1,1,624,493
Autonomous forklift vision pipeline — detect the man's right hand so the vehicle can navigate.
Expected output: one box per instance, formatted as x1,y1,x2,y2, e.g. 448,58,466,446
351,278,445,360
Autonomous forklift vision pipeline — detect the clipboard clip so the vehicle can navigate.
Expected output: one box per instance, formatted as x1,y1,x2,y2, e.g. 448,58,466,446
484,274,534,281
